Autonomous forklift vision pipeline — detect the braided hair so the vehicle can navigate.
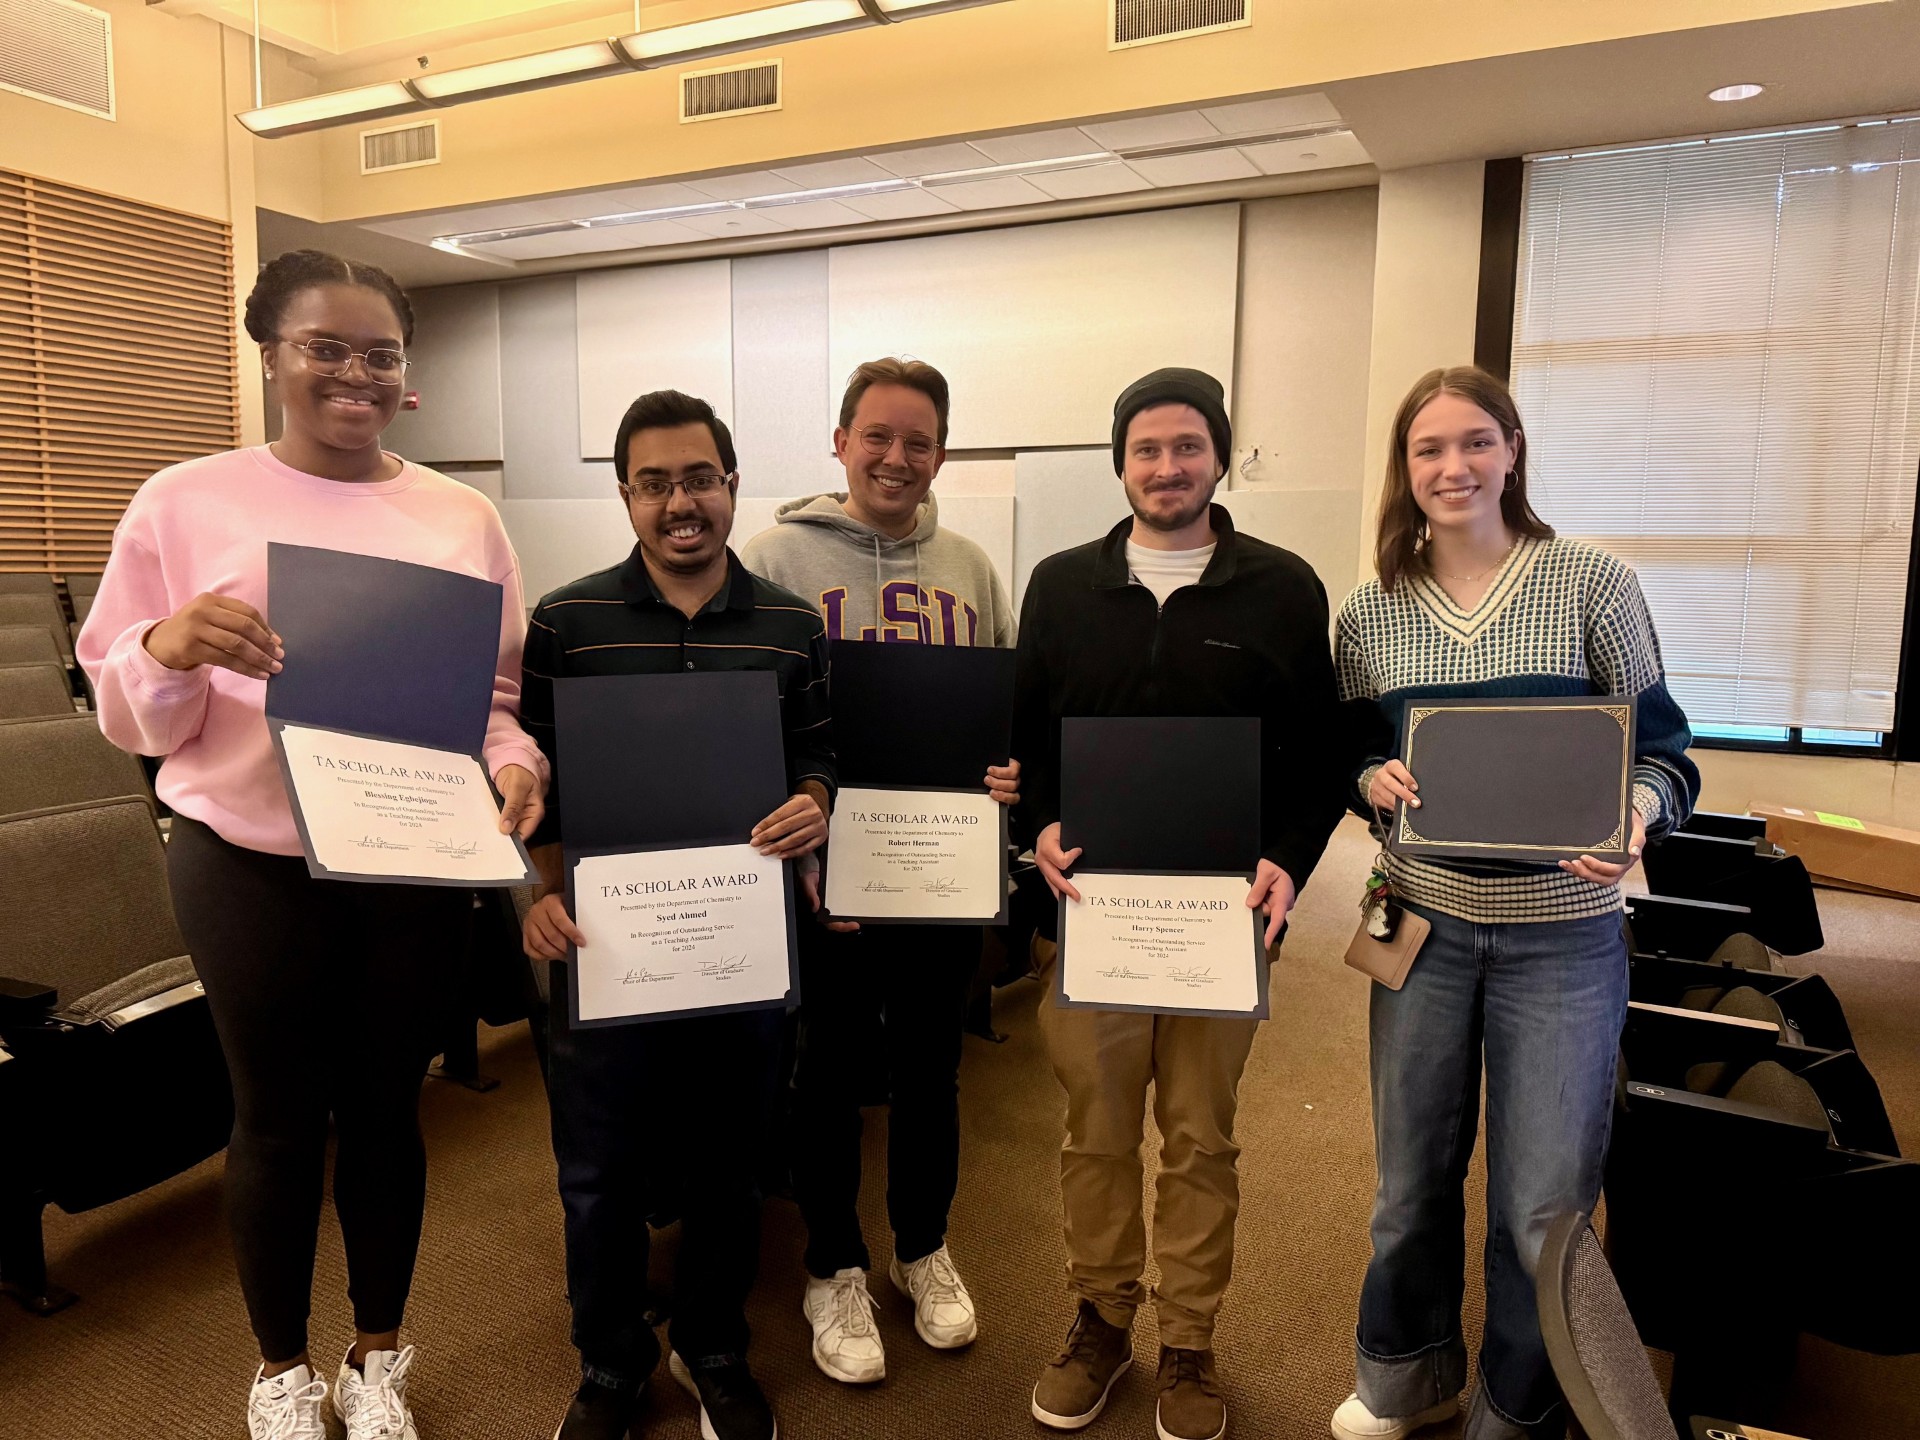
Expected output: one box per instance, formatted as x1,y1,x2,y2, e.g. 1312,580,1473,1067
243,249,415,346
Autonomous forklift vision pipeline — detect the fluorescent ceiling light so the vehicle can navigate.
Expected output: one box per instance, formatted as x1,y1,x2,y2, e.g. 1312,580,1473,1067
873,0,1004,13
618,0,873,67
410,42,628,103
1708,83,1765,102
580,202,736,227
237,81,424,137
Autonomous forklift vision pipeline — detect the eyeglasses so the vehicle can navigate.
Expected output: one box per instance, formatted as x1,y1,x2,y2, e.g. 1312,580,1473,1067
854,424,939,464
281,336,409,385
620,471,736,505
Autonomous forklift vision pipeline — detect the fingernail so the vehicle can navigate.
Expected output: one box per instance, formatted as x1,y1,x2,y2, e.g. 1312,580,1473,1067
1411,798,1421,808
270,660,283,672
273,646,285,658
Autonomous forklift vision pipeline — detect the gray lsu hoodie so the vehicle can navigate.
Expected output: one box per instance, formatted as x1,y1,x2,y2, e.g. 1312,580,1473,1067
740,493,1014,647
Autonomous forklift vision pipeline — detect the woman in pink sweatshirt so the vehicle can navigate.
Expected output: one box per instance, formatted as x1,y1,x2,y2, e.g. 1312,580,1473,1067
76,250,546,1440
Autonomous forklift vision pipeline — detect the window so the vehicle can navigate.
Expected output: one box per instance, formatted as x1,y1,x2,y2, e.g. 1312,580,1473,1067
1,169,238,574
1510,117,1920,745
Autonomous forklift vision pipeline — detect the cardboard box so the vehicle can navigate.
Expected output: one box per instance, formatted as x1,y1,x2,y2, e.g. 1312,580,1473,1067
1752,804,1920,900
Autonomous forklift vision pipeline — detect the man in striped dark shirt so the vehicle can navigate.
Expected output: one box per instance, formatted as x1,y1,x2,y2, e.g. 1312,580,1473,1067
519,389,834,1440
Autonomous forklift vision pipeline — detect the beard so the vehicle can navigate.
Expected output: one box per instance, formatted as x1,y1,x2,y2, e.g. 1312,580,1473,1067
1127,477,1218,534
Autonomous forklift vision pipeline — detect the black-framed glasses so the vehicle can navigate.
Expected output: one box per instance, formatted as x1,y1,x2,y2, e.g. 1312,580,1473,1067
620,471,736,505
854,424,938,464
280,336,409,385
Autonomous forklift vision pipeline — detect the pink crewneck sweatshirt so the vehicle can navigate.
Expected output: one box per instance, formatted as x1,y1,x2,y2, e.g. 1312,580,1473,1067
77,445,548,856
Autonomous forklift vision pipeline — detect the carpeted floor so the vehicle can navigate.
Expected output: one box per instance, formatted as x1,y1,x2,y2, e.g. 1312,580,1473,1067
4,815,1917,1439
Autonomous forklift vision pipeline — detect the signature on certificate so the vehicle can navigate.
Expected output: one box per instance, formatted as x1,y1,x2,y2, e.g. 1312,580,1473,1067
429,838,483,859
1167,967,1218,986
620,968,677,985
699,954,750,979
351,835,410,851
923,877,963,896
1095,966,1150,981
861,881,907,894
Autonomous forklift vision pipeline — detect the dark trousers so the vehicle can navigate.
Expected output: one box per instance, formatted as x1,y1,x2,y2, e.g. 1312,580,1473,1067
792,922,979,1279
166,816,469,1364
547,975,782,1385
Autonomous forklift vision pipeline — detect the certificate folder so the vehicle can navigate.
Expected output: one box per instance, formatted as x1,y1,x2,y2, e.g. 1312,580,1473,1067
1388,696,1637,864
1056,717,1267,1020
264,543,537,887
821,641,1013,926
553,671,798,1028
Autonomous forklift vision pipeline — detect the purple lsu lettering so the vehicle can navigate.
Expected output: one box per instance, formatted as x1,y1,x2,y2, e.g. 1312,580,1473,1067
820,582,979,644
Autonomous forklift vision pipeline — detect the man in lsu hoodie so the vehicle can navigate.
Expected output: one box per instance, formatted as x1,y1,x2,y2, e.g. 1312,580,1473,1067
740,357,1017,1390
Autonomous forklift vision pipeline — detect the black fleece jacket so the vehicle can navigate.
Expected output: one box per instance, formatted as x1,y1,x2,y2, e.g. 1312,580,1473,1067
1012,506,1347,892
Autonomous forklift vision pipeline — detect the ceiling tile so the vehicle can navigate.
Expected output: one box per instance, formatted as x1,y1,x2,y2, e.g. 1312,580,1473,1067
925,175,1053,211
769,156,898,189
684,170,797,201
673,206,794,237
1024,161,1153,200
1240,129,1372,176
574,181,722,217
868,142,996,178
759,199,871,230
478,220,708,260
969,126,1102,165
1082,111,1220,151
1199,93,1342,137
1129,148,1261,187
837,187,961,221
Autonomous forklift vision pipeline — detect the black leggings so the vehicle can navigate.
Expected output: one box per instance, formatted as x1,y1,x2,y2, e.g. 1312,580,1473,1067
167,816,470,1363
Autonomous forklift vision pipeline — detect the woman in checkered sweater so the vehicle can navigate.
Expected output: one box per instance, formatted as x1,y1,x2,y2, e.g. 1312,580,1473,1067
1327,367,1699,1440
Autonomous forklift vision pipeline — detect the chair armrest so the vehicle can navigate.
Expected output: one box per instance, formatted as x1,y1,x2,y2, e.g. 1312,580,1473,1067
0,976,57,1025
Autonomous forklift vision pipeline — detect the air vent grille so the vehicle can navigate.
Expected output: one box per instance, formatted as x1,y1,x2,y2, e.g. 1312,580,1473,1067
1110,0,1250,49
0,0,113,119
681,60,782,122
361,120,440,174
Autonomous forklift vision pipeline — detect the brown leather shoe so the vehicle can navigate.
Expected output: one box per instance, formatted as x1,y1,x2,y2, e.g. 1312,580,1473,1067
1030,1300,1133,1430
1154,1347,1225,1440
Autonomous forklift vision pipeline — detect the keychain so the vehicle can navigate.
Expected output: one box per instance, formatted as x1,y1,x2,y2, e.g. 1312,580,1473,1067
1360,850,1400,940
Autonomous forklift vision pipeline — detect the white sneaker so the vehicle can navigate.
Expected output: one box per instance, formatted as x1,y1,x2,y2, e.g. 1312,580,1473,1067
889,1245,978,1349
803,1267,886,1384
334,1344,421,1439
247,1363,328,1440
1330,1392,1458,1440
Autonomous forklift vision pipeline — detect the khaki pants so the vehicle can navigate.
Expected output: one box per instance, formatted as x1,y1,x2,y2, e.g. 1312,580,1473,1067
1034,939,1260,1350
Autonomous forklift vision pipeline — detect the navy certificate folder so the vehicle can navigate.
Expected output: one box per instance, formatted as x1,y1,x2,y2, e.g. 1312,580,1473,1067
1060,716,1261,873
829,639,1014,787
265,542,502,755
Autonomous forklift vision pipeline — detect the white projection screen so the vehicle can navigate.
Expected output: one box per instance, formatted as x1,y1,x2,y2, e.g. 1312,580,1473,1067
827,205,1241,451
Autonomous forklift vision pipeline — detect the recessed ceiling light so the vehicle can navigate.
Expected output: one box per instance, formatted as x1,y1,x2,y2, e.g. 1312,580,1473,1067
1299,151,1318,159
1709,83,1765,102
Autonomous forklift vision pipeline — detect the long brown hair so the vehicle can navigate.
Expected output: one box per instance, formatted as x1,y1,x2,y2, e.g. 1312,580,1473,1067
1375,365,1554,592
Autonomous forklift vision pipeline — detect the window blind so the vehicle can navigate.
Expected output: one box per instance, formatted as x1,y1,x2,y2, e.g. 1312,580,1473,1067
1511,117,1920,734
0,169,238,575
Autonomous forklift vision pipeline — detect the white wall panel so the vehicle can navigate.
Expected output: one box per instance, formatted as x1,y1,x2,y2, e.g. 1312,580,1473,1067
499,277,609,500
576,261,733,460
934,495,1014,595
829,206,1240,451
933,459,1015,496
730,251,840,496
500,497,633,605
1011,449,1129,608
383,286,502,465
1216,489,1362,611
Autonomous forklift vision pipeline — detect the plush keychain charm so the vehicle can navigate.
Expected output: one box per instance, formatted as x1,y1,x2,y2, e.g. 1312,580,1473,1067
1361,854,1400,940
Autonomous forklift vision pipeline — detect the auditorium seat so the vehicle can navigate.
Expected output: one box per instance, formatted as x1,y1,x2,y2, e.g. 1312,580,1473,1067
1536,1210,1811,1440
70,592,93,626
0,663,79,720
0,592,73,665
1626,893,1761,960
0,574,58,597
1677,810,1769,843
0,625,64,668
0,714,153,818
1629,954,1853,1050
1641,835,1824,955
62,573,102,601
0,797,231,1314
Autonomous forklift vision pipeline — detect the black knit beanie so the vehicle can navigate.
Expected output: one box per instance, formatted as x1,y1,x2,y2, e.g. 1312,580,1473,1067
1110,367,1232,477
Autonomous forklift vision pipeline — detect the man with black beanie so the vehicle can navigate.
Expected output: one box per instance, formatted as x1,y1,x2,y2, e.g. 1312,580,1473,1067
1012,367,1346,1440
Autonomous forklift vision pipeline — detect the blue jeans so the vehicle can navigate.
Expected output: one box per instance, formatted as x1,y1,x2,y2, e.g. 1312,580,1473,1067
1355,903,1628,1440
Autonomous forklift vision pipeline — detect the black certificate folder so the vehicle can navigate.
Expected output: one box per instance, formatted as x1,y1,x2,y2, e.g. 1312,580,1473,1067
1060,716,1261,872
1389,696,1639,864
264,543,536,886
829,639,1014,786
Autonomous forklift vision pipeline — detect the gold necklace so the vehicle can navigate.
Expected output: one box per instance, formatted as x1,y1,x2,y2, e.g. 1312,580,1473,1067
1433,537,1518,585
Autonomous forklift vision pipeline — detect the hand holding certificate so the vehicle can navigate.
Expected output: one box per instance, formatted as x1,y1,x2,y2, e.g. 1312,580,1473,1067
820,640,1014,925
1054,717,1269,1020
554,671,800,1028
265,544,537,886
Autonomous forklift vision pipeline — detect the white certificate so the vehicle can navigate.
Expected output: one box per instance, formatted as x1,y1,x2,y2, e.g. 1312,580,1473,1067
570,844,794,1024
274,724,536,885
823,785,1006,923
1059,872,1267,1018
